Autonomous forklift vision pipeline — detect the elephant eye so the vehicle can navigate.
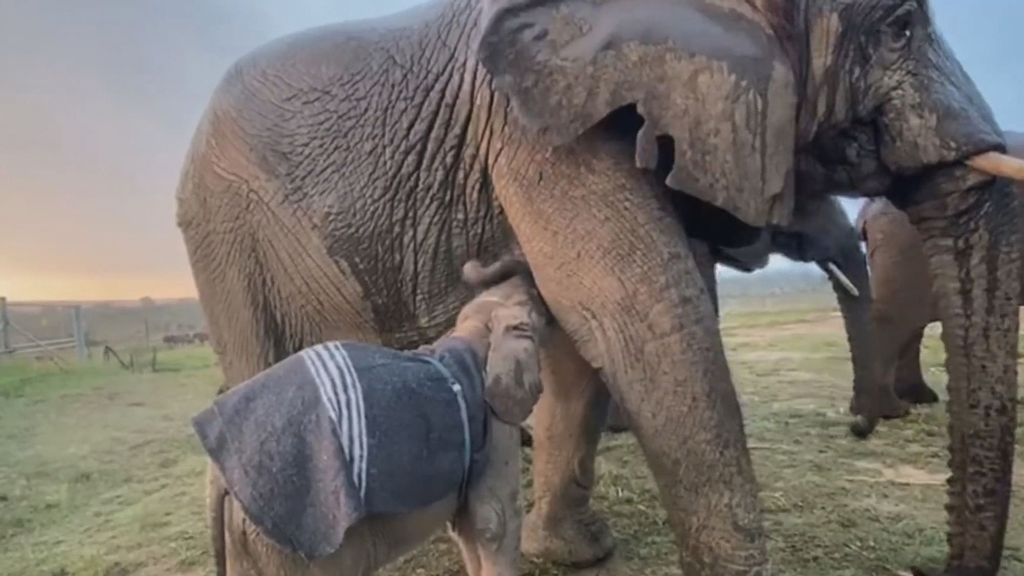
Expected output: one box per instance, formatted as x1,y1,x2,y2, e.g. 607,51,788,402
886,11,915,47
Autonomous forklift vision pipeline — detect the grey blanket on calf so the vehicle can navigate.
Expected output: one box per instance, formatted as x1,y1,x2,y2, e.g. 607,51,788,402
192,337,487,560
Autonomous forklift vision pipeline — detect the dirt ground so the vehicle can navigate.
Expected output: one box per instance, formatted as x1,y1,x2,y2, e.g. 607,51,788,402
1,300,1021,576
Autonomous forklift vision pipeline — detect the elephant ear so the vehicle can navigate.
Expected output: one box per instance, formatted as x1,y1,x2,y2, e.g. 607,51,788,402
477,0,797,227
484,306,544,426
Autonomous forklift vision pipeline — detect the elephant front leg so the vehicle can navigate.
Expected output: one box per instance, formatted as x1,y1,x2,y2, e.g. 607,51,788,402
602,236,716,436
522,327,614,565
493,136,768,575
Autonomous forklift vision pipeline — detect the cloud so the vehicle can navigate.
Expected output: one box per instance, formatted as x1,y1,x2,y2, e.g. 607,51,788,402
0,0,417,299
0,0,1017,298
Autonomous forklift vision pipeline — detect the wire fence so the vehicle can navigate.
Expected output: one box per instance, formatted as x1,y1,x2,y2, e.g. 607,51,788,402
0,297,86,370
0,297,208,371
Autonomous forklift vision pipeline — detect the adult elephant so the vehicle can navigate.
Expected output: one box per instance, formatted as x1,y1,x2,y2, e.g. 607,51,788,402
176,0,1024,574
856,132,1024,407
604,191,909,435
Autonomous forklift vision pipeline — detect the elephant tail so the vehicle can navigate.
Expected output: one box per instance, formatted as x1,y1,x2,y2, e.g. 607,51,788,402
207,464,229,576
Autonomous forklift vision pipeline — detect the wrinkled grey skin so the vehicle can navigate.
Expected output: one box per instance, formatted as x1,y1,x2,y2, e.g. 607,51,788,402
208,258,546,576
177,1,1019,574
855,132,1024,408
604,191,909,435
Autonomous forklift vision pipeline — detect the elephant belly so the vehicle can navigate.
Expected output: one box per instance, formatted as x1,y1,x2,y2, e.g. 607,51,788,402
317,227,515,351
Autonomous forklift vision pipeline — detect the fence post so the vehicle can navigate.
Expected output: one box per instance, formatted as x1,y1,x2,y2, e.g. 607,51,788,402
71,305,88,361
0,297,9,353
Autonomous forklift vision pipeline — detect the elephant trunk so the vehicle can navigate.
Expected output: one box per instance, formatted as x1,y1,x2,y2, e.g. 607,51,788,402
904,171,1020,574
821,242,896,438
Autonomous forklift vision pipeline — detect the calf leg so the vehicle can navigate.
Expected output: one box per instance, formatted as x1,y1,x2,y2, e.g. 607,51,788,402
521,327,613,566
451,418,524,576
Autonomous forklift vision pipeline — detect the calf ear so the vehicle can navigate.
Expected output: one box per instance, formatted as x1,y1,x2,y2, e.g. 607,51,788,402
476,0,797,227
484,307,543,425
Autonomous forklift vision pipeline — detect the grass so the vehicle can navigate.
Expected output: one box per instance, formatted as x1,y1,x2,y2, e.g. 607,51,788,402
0,348,220,576
1,304,1022,576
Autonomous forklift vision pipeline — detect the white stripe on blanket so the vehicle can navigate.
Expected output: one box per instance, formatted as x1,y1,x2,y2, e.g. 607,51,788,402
302,344,366,495
302,348,341,430
328,342,369,500
317,345,357,491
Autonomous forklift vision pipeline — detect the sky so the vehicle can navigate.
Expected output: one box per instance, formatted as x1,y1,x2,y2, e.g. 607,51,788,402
0,1,1020,301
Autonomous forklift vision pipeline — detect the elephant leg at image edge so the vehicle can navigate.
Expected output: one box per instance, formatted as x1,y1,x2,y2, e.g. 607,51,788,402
894,326,940,405
522,326,615,565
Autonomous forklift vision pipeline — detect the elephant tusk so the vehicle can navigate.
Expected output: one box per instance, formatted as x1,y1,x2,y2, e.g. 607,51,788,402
966,151,1024,182
826,262,860,298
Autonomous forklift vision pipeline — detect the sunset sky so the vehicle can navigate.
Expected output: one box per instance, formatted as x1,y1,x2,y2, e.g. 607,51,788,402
1,0,1021,301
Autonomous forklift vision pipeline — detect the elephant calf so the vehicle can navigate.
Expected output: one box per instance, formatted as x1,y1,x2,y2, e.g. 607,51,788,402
193,257,549,576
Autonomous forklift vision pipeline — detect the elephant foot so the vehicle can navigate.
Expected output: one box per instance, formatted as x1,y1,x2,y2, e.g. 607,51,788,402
522,505,614,567
848,392,911,438
910,565,992,576
849,415,879,439
569,552,627,575
877,396,912,419
895,381,940,405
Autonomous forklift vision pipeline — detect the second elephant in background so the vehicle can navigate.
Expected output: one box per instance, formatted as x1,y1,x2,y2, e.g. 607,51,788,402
600,191,909,437
855,133,1024,407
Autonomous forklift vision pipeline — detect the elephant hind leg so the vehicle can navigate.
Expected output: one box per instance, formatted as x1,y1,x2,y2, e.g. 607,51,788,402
180,176,379,389
521,327,614,567
894,326,940,405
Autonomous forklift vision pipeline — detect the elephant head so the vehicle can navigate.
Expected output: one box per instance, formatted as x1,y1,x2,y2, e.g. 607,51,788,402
458,257,549,425
476,1,1023,573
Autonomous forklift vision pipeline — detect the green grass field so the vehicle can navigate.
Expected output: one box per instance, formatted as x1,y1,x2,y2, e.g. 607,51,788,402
1,303,1022,576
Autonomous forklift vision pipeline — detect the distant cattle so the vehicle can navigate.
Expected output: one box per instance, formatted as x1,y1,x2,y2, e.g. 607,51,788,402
162,331,210,347
158,332,206,344
162,333,194,346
